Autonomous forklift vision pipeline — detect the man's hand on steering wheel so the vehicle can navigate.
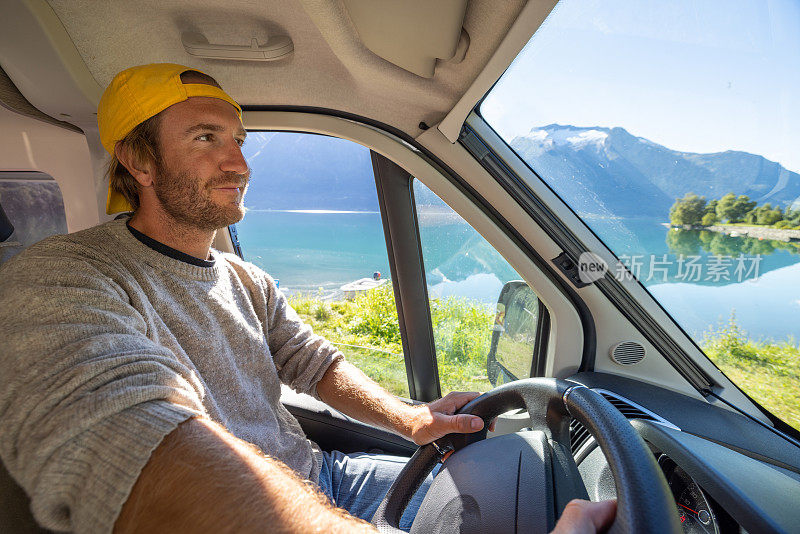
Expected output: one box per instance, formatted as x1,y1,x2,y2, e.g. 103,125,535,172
373,380,679,534
551,500,617,534
408,391,496,446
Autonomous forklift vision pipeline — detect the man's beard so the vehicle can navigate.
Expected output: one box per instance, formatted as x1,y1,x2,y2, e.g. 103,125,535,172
152,161,250,231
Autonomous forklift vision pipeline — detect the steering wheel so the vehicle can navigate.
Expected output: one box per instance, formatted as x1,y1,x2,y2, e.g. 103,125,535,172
372,378,681,533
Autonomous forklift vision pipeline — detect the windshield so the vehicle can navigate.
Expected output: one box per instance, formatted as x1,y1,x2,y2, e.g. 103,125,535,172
480,0,800,431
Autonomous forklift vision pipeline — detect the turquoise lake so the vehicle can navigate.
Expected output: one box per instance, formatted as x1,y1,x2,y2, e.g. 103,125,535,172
235,210,800,344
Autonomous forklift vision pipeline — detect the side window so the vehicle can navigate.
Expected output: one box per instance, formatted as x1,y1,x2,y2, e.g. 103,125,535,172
236,132,409,397
412,180,549,394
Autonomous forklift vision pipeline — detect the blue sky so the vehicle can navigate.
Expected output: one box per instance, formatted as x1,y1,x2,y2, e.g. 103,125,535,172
481,0,800,173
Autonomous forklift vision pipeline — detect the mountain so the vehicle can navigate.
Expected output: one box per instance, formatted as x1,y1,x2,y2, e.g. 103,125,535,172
240,127,800,219
242,132,380,211
510,125,800,219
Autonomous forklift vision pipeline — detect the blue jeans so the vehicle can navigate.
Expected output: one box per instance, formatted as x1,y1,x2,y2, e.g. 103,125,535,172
316,450,437,531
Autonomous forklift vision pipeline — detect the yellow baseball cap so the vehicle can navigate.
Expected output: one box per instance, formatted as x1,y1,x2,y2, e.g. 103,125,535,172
98,63,242,214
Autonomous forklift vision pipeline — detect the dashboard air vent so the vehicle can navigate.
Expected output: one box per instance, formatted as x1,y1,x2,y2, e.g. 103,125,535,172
569,389,679,457
569,418,593,456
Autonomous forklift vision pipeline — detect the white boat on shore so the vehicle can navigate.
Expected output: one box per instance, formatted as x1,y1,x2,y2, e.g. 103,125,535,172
340,277,388,300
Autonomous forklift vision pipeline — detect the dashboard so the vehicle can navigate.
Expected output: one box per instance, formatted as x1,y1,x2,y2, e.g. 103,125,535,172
285,373,800,533
578,440,745,533
658,454,732,533
568,373,800,534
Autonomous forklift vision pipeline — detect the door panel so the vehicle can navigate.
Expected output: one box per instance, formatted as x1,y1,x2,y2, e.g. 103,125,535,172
281,389,416,456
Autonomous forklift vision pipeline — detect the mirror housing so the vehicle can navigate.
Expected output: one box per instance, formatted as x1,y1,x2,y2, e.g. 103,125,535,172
486,281,549,386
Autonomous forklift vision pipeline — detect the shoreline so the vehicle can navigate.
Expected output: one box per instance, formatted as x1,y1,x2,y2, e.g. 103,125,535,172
663,223,800,242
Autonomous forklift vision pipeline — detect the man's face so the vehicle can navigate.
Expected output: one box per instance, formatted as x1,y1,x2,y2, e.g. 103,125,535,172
151,96,249,231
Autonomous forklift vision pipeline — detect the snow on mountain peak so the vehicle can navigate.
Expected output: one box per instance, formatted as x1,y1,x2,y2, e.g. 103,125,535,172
524,125,609,149
527,130,550,142
566,129,609,148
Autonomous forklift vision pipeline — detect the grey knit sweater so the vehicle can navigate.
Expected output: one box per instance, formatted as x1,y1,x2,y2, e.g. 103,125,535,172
0,219,342,533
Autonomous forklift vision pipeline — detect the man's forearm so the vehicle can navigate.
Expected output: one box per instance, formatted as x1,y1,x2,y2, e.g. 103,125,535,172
316,359,484,445
316,359,420,439
115,417,375,533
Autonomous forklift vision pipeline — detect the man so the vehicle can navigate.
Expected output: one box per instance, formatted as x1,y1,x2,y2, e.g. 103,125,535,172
0,64,614,533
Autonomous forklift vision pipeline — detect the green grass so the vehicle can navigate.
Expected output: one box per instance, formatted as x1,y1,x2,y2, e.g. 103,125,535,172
289,288,407,396
290,289,800,433
428,296,494,393
702,315,800,432
288,286,494,396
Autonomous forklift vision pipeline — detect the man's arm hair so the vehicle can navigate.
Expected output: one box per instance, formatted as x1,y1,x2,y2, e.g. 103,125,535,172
316,359,484,445
114,417,376,533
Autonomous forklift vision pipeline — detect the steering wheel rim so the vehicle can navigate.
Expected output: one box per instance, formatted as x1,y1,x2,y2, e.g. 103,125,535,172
372,378,681,534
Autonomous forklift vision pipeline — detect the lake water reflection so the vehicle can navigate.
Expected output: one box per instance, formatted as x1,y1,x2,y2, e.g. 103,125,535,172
237,211,799,344
589,217,800,342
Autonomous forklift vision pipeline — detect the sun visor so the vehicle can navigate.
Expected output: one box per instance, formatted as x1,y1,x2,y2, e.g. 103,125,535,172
437,0,558,142
342,0,469,78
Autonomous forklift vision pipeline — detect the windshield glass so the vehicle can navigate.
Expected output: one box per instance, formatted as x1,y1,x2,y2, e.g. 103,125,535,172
480,0,800,431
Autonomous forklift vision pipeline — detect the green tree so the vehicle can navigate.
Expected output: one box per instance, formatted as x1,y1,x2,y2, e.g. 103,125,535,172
715,193,737,222
751,204,768,225
701,212,717,226
746,204,784,226
733,195,758,222
784,207,800,226
755,203,783,226
669,193,707,226
705,199,718,215
666,228,702,255
766,209,784,225
716,193,756,223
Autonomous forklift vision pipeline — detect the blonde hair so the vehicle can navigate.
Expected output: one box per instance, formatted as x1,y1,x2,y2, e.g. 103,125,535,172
105,114,162,212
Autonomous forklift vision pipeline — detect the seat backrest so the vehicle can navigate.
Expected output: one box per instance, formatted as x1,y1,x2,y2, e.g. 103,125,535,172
0,171,66,532
0,171,68,266
0,201,13,242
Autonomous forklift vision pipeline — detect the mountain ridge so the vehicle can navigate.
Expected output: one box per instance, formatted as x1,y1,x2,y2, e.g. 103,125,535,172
510,124,800,219
239,128,800,217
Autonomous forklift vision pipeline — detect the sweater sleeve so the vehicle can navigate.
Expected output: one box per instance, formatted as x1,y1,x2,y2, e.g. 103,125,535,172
256,269,343,397
0,251,206,534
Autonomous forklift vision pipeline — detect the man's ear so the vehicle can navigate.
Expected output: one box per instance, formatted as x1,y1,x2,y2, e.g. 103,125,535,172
114,143,155,187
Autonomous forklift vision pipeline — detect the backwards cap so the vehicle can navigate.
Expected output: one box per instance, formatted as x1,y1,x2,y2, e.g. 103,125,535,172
98,63,242,214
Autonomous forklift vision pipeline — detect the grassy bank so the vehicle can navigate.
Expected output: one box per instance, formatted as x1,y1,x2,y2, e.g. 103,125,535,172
702,316,800,431
289,289,800,432
289,286,494,397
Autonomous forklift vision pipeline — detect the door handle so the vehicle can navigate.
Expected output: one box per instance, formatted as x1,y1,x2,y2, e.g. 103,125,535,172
181,32,293,61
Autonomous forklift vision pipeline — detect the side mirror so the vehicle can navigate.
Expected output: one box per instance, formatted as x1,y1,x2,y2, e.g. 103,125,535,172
486,281,549,387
